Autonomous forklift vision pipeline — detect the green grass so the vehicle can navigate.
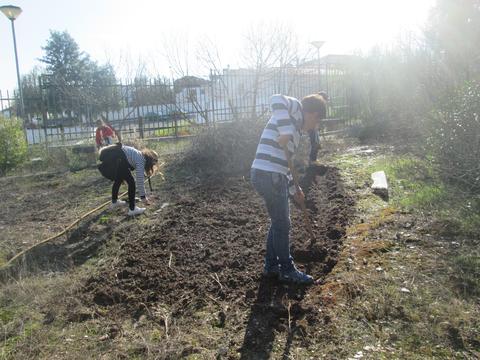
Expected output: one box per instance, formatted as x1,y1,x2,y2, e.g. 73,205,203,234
329,146,480,358
336,151,480,236
0,264,110,360
452,254,480,297
153,120,194,137
1,321,42,359
98,215,110,225
0,307,17,324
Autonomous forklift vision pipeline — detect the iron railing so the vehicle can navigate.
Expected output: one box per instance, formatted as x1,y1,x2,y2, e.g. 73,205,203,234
1,63,354,146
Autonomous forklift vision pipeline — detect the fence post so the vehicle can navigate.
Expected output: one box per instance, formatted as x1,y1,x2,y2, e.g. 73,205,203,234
60,123,65,145
134,81,145,140
39,77,48,152
12,89,29,144
42,106,49,154
174,115,178,138
138,115,144,139
210,69,216,125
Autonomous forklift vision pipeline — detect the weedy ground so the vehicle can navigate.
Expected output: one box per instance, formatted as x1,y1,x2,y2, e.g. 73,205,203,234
0,137,478,359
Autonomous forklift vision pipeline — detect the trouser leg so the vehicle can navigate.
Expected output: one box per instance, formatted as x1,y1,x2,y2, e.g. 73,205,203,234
113,160,136,210
112,179,122,202
309,129,320,162
267,188,292,271
251,169,293,271
123,170,136,210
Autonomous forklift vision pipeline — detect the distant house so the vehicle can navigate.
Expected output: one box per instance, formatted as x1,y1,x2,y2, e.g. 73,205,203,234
174,76,209,93
300,54,358,69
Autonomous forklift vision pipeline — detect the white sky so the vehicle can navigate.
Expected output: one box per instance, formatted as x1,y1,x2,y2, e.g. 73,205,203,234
0,0,436,92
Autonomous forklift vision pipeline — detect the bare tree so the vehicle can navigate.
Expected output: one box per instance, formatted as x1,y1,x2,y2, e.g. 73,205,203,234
242,22,299,70
196,37,238,121
162,32,192,78
241,22,300,118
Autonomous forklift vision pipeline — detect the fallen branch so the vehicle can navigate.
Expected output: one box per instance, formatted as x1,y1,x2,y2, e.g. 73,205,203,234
210,273,224,290
206,294,222,305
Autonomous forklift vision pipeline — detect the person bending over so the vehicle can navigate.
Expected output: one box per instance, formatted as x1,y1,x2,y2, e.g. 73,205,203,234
98,143,158,216
251,93,327,285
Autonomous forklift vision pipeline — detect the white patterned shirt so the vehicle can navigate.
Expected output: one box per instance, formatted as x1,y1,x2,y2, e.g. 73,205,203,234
121,145,147,197
252,94,303,175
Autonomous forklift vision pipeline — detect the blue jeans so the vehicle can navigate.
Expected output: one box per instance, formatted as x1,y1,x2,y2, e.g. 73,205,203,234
250,168,294,272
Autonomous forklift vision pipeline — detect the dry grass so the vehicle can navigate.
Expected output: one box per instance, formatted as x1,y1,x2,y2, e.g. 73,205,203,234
310,149,480,359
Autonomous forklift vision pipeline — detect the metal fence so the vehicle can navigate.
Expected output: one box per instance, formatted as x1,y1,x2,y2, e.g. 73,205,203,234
1,62,354,146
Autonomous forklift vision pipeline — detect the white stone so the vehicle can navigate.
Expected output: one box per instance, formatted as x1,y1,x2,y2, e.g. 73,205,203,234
371,171,388,198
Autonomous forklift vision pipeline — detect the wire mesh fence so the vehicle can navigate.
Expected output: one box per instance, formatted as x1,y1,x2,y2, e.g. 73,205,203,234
1,61,355,146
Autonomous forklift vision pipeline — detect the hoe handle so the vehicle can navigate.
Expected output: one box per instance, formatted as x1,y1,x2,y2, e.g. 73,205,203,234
299,198,314,240
148,176,153,192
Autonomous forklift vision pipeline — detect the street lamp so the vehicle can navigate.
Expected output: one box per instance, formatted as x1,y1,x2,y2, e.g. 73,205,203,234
310,41,325,91
0,5,25,118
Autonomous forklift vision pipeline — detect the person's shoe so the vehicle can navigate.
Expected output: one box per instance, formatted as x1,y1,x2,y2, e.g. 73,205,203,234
128,206,146,216
280,267,314,285
262,264,281,279
110,200,127,209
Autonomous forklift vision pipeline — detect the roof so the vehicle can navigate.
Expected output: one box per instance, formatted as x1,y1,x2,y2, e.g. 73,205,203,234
301,54,359,67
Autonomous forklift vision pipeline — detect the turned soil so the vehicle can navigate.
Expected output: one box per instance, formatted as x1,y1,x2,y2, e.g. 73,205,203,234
0,158,355,358
81,164,354,357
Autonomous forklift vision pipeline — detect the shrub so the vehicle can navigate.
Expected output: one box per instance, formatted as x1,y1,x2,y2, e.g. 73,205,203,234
347,47,433,143
0,117,27,175
427,81,480,193
175,117,265,178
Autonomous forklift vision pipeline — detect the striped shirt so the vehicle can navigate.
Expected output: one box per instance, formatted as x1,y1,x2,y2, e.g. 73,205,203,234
122,145,147,197
252,94,303,175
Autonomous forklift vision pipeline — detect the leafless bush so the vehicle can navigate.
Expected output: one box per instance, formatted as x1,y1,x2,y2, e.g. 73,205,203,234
427,81,480,193
178,117,266,179
347,43,434,143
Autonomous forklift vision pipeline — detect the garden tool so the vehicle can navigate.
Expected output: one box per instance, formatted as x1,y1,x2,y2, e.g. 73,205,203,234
298,197,315,241
148,176,153,192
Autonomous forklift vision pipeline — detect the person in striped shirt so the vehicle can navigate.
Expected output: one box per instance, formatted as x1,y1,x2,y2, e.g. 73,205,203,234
251,93,327,285
98,143,158,216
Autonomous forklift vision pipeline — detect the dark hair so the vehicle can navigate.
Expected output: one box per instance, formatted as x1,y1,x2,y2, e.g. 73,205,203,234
97,115,109,127
142,149,159,176
301,94,327,119
318,91,329,102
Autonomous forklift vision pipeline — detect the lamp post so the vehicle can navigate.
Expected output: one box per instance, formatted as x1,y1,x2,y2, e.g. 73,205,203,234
0,5,24,118
310,41,325,91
